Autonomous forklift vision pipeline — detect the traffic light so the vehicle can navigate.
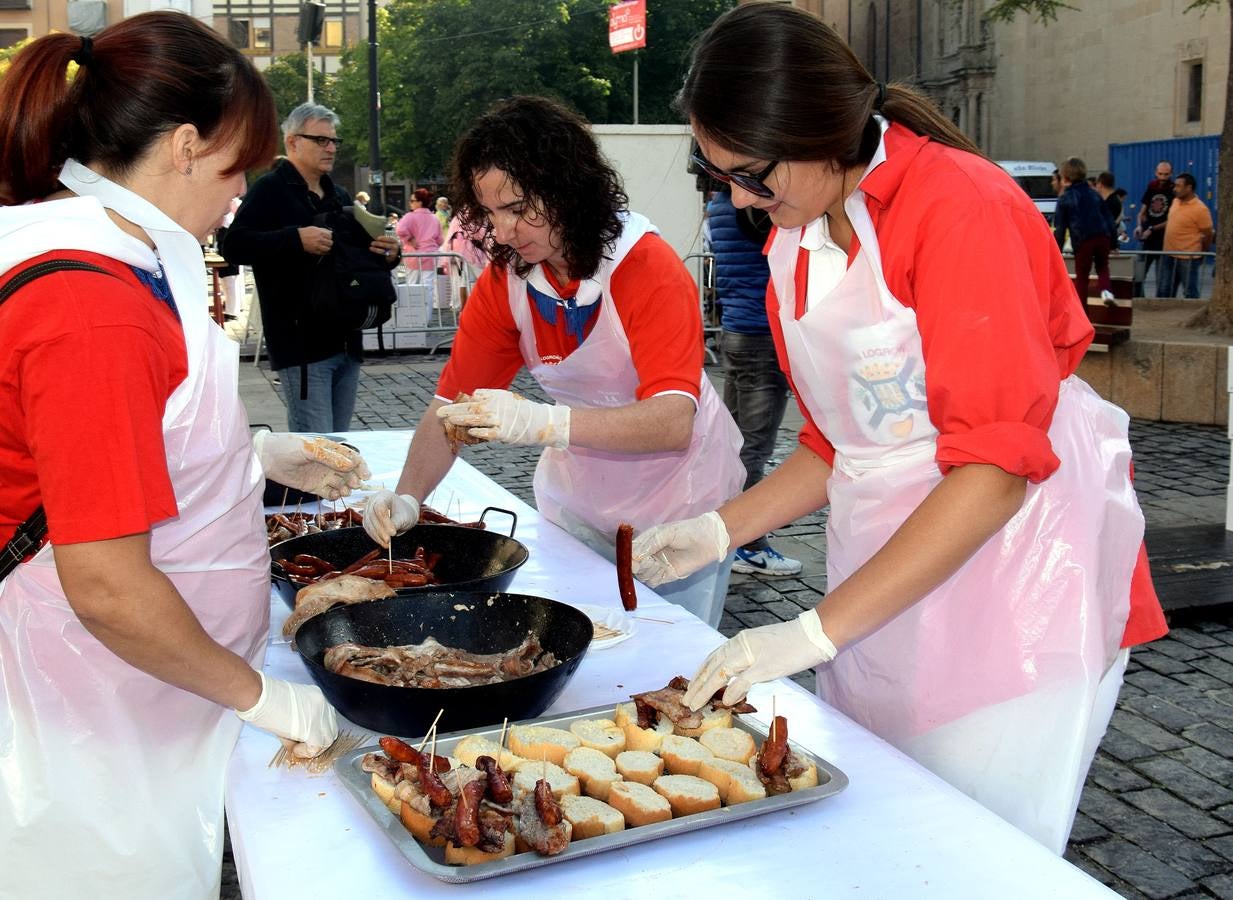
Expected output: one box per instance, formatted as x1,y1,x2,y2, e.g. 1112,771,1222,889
297,1,325,46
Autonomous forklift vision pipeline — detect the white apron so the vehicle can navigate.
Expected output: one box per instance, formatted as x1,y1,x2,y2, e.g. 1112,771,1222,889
766,132,1141,852
511,213,744,625
0,163,270,899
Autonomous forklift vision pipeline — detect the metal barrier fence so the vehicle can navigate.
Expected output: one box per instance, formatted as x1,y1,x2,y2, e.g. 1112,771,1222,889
367,250,477,355
1064,249,1219,300
682,251,720,363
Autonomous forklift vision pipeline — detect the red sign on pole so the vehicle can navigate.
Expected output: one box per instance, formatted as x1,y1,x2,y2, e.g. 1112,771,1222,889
609,0,646,54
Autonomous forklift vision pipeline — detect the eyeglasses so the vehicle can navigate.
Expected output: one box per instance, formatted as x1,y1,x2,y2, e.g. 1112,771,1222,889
690,150,779,198
295,133,344,148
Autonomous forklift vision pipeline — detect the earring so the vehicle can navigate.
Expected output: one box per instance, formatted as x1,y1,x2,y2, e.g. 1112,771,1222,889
185,152,193,176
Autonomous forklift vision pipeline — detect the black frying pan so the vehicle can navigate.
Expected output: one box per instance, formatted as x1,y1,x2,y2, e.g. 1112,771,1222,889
293,591,592,736
269,509,528,608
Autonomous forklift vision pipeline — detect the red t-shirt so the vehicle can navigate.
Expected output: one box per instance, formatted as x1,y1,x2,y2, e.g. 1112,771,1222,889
765,124,1165,648
438,232,703,402
0,251,187,550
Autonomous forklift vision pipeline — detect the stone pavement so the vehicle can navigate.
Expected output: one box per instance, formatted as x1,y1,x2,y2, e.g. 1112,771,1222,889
231,350,1233,900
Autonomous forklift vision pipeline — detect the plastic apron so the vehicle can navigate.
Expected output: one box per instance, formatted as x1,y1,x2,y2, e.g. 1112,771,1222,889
0,161,270,899
511,213,744,626
765,131,1141,853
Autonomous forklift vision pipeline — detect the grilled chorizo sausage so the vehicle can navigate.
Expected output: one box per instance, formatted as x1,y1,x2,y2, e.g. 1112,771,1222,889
616,522,637,612
758,715,789,776
534,778,562,827
475,755,513,804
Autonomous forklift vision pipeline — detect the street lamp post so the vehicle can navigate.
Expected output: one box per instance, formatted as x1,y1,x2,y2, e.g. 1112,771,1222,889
366,0,383,211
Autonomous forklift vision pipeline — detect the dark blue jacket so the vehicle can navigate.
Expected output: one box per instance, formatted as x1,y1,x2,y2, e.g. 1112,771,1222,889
1054,181,1113,249
707,191,772,335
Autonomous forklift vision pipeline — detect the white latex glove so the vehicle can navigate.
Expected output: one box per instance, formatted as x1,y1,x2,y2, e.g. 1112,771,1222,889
235,672,339,756
682,611,839,710
631,511,730,588
437,388,570,449
363,490,421,548
253,431,371,500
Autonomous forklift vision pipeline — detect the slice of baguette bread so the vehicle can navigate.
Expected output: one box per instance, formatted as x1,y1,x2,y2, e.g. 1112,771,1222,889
652,774,722,817
607,780,673,827
508,725,581,766
569,718,626,758
673,704,733,739
453,734,525,772
698,757,767,805
563,746,623,802
613,702,674,752
370,772,399,814
400,798,445,846
614,750,664,786
444,831,515,865
659,734,715,776
511,761,581,801
560,794,626,839
698,727,756,765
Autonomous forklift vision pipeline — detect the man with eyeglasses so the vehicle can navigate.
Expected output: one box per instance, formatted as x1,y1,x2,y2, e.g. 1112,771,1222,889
1135,160,1174,296
224,102,399,434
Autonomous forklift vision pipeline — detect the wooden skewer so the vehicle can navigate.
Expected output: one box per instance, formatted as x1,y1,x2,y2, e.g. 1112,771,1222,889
280,486,290,508
429,726,438,768
771,696,777,743
497,717,508,758
388,541,393,574
415,709,446,753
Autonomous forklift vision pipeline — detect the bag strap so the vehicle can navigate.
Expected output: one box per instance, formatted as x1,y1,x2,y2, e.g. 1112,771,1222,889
0,258,118,581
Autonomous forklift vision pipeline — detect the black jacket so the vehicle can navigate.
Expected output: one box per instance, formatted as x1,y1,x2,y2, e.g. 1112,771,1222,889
224,159,390,370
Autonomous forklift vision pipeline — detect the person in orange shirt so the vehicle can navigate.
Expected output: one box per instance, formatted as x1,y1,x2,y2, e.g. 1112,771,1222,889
631,4,1166,855
1160,173,1213,299
365,96,744,626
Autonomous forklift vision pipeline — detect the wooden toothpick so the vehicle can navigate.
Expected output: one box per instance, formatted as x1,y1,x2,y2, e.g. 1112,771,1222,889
415,708,445,753
497,717,508,758
280,486,290,508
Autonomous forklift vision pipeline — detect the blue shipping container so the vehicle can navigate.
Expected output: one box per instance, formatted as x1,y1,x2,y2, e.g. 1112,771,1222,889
1108,134,1220,248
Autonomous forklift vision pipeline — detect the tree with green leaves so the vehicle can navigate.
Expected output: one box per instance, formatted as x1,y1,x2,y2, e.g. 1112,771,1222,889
987,0,1233,334
330,0,734,183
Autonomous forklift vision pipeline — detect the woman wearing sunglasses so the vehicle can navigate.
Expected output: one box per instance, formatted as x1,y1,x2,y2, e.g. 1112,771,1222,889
633,3,1165,853
364,95,744,626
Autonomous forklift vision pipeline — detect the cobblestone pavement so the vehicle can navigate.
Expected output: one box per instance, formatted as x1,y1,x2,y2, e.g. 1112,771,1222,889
224,356,1233,900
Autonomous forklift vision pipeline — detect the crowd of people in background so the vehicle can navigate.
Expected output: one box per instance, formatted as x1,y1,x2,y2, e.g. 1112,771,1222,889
1049,156,1215,300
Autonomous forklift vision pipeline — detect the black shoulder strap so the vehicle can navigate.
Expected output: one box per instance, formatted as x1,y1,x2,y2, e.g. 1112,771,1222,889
1,258,121,581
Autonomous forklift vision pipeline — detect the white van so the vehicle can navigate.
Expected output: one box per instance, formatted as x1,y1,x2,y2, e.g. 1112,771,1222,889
997,161,1057,224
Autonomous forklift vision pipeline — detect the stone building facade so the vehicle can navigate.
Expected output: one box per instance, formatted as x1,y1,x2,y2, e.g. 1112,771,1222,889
808,0,1226,170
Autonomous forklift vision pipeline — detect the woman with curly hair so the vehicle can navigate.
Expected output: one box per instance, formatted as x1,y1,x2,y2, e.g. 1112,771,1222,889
366,95,744,625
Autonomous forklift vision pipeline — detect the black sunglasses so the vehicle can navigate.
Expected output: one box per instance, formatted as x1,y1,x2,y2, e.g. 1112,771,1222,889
295,133,344,148
691,150,778,198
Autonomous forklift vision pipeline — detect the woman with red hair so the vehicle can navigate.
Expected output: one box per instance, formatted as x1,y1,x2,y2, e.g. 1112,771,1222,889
396,186,445,283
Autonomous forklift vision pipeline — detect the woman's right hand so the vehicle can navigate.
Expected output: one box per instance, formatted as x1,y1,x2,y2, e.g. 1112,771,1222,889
235,672,338,755
631,511,730,587
363,490,421,548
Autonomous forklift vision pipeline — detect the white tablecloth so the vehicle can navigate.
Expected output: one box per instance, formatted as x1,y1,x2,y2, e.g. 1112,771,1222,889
225,430,1116,899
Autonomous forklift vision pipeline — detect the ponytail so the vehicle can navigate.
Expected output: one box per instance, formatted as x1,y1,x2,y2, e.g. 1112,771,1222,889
0,33,82,204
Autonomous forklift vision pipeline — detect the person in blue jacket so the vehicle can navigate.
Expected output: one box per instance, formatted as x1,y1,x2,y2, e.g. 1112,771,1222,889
707,185,802,576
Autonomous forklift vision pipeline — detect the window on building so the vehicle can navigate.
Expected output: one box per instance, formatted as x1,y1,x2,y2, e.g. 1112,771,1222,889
253,17,271,49
1186,61,1203,123
0,26,27,46
0,0,31,9
323,19,343,48
866,3,877,75
951,106,961,128
228,18,249,48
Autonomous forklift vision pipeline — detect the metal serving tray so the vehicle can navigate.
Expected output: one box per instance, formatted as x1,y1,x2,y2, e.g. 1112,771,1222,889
334,700,849,884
